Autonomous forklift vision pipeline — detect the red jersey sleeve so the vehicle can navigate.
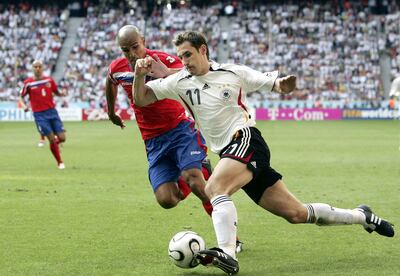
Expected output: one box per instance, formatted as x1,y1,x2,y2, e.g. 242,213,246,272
20,80,29,97
107,65,118,85
147,50,183,69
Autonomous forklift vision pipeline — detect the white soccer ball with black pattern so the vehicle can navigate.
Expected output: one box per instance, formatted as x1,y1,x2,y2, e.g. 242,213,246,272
168,231,206,269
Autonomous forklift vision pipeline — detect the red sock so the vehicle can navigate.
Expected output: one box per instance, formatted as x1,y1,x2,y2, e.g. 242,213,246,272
202,201,213,216
177,177,191,199
201,165,211,181
50,142,62,164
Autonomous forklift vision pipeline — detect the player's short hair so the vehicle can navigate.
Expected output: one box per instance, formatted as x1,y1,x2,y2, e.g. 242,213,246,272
173,31,210,60
32,60,43,67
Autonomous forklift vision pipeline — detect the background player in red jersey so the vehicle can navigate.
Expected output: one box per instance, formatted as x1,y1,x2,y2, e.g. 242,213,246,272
106,25,242,253
20,60,67,169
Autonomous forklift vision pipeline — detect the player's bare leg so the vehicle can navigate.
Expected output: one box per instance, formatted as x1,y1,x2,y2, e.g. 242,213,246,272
154,182,183,209
258,179,394,237
204,159,239,253
205,158,251,256
154,178,208,210
181,167,209,202
195,158,247,274
182,162,243,253
153,164,213,208
257,180,308,223
181,167,213,215
56,131,66,144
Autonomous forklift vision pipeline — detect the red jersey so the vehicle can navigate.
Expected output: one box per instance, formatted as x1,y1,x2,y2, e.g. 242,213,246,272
108,49,188,140
21,76,58,112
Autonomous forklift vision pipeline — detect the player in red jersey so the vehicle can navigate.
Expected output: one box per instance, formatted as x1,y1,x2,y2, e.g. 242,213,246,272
20,60,67,169
106,25,243,253
106,25,212,210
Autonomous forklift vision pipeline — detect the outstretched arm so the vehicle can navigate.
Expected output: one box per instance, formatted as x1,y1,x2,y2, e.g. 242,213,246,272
50,78,66,97
134,57,158,107
53,88,67,97
19,84,29,112
105,77,125,129
273,75,297,94
19,95,29,112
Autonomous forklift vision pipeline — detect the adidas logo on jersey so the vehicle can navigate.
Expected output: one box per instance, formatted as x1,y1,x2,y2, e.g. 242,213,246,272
251,161,257,168
202,83,210,90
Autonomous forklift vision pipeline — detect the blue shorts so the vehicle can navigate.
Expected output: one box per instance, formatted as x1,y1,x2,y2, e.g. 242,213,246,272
33,108,65,136
145,120,207,192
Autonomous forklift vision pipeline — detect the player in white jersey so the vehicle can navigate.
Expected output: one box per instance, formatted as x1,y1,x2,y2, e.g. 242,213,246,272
133,31,395,275
137,61,279,153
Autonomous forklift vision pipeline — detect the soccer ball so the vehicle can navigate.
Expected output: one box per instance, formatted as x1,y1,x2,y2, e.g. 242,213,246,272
168,231,206,269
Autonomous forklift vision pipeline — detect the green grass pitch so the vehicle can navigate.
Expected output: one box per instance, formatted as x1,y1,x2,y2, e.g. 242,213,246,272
0,120,399,275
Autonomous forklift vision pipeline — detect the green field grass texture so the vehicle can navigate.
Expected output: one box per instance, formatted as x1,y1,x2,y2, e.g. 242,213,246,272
0,120,399,276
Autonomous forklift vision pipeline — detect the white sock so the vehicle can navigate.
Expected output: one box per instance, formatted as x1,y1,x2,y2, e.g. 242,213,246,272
211,195,237,259
305,203,366,225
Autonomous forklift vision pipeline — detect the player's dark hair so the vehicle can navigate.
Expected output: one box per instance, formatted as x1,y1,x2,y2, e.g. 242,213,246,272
173,31,210,60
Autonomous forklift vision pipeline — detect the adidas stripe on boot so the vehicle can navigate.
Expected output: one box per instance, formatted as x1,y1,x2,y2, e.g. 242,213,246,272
195,247,239,275
357,205,394,237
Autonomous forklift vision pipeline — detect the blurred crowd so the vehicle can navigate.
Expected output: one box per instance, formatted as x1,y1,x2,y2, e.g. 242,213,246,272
0,1,399,109
386,12,400,77
228,1,400,108
0,4,66,101
58,6,137,108
58,2,220,108
144,4,221,60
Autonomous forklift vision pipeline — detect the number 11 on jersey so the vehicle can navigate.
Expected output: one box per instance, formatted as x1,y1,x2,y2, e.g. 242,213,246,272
186,89,201,105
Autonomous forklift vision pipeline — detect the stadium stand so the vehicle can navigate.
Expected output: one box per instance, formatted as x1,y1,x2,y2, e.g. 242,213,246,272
0,0,399,110
57,5,141,108
385,11,400,77
227,3,386,108
58,2,221,108
0,4,66,101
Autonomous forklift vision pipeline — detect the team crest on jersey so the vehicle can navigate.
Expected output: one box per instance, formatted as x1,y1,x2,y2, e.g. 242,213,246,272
46,82,51,88
220,89,232,102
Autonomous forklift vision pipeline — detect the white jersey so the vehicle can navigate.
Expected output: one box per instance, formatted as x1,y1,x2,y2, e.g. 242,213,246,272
146,61,278,154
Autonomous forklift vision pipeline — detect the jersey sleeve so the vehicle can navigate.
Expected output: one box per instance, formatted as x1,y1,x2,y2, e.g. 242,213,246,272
231,65,279,93
145,73,181,101
151,52,183,69
107,65,118,85
20,81,28,97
